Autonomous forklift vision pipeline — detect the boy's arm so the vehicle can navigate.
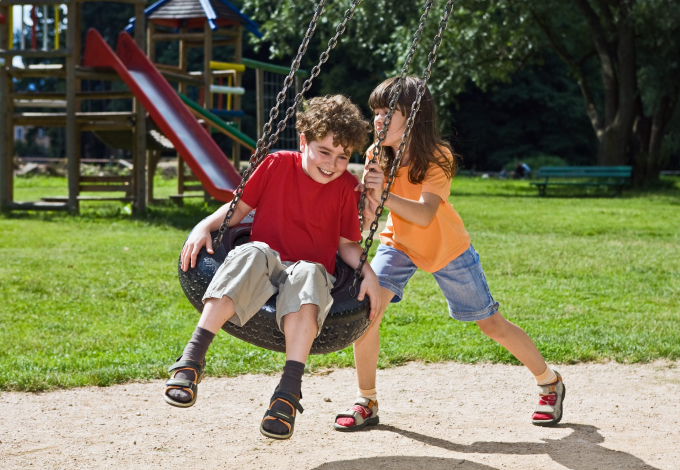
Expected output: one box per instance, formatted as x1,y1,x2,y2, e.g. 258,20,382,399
337,237,382,320
180,200,253,272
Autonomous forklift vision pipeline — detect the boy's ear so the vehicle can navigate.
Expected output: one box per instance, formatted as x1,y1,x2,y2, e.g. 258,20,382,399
299,133,307,152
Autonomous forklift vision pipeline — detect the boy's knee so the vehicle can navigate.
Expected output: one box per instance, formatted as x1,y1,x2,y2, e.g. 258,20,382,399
292,261,324,279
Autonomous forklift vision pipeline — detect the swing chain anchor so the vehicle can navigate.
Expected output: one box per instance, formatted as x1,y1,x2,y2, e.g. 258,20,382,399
214,0,363,248
352,0,455,296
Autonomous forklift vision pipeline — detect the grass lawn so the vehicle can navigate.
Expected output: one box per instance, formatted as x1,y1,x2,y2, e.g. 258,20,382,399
1,175,679,391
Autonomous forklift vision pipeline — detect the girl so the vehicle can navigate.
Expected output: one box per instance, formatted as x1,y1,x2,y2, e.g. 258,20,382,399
333,76,565,431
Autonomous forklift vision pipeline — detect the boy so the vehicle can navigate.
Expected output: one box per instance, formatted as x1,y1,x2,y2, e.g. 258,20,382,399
164,95,381,440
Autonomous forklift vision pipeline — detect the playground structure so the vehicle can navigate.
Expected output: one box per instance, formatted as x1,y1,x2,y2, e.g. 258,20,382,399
0,0,307,212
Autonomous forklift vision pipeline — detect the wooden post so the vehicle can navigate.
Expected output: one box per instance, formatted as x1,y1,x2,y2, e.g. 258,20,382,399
146,20,156,205
133,2,146,211
202,21,212,203
177,26,188,198
20,5,26,50
232,24,242,167
147,149,159,203
256,67,264,140
66,0,78,213
204,22,212,110
0,4,11,209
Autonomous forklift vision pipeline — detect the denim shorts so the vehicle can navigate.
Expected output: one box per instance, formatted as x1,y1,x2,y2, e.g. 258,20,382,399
371,244,499,322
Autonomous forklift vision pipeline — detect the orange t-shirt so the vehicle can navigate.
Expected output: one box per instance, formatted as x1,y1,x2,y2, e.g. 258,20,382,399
373,149,470,273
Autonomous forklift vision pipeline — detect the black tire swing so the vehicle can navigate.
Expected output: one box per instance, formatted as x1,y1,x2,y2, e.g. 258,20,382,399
177,0,455,354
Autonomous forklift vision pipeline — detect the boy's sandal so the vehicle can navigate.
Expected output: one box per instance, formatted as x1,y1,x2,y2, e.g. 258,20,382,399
333,397,379,432
260,390,304,440
532,371,566,427
163,356,205,408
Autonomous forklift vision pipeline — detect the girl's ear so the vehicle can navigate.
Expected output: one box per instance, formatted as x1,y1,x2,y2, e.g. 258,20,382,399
299,133,307,152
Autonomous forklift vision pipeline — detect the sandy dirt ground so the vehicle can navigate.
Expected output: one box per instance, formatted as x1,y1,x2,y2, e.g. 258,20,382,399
2,361,679,470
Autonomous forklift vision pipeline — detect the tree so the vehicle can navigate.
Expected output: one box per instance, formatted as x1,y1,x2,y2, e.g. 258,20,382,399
241,0,680,181
526,0,680,183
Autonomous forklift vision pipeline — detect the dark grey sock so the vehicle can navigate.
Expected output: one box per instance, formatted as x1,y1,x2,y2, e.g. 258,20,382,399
262,360,305,435
182,326,216,363
166,327,215,404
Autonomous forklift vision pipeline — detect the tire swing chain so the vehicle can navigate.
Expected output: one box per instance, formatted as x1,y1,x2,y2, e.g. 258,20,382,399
357,0,434,244
350,0,455,298
214,0,363,248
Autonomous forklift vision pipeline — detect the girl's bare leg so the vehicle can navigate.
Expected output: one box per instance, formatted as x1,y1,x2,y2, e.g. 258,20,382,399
353,287,396,391
476,312,548,375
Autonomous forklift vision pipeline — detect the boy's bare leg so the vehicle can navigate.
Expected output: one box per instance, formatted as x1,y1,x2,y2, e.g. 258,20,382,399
262,303,319,436
282,303,319,363
198,296,237,334
476,312,547,375
166,296,236,403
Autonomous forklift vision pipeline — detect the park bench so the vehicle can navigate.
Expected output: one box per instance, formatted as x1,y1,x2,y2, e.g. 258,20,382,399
531,166,632,196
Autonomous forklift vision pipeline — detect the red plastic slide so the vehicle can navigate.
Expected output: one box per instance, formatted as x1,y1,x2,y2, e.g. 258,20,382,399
83,29,242,202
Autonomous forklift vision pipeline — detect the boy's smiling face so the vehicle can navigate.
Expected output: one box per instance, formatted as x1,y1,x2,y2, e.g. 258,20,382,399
299,132,351,184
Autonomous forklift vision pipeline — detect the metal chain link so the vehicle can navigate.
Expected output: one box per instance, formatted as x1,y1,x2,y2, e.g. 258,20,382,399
357,0,434,239
351,0,456,295
213,0,363,247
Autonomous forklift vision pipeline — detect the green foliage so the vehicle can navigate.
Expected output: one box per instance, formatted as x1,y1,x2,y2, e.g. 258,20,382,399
451,52,598,170
242,0,680,170
1,176,679,391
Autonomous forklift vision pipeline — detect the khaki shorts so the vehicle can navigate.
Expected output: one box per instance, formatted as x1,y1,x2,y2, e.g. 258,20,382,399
202,241,336,336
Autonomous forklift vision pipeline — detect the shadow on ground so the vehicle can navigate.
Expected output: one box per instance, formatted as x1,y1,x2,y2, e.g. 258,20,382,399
312,456,495,470
316,423,658,470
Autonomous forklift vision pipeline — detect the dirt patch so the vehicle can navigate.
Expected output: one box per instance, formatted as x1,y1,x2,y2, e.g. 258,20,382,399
1,361,678,469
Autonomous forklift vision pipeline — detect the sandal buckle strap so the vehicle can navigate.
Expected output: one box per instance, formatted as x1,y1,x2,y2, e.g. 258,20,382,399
168,359,204,374
266,409,294,423
271,391,304,413
165,379,196,389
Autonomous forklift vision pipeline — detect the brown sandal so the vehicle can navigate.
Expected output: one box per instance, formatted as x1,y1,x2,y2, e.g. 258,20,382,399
163,357,205,408
259,390,304,440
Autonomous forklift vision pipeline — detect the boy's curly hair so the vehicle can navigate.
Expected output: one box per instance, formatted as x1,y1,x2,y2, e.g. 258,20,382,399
296,95,370,154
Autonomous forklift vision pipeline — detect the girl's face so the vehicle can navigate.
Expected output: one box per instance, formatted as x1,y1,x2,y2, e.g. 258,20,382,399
373,107,407,148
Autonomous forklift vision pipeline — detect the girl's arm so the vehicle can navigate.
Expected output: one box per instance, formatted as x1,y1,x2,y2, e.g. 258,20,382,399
362,161,441,227
337,237,382,320
180,201,253,271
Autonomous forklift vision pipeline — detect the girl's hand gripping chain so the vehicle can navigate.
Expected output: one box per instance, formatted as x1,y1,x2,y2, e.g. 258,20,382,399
355,162,387,229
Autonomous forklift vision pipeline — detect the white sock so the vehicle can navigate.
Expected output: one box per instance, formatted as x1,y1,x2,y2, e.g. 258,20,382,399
534,366,557,386
357,387,377,402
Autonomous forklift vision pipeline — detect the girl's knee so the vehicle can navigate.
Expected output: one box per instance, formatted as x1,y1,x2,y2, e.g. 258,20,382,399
476,312,509,339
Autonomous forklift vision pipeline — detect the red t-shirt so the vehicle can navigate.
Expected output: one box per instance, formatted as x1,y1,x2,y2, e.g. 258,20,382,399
240,151,361,275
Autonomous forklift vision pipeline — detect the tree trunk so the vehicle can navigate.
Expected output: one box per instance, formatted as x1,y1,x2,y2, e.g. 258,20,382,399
643,96,673,186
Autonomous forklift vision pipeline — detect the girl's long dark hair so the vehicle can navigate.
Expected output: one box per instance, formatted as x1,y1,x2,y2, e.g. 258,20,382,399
368,76,458,184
